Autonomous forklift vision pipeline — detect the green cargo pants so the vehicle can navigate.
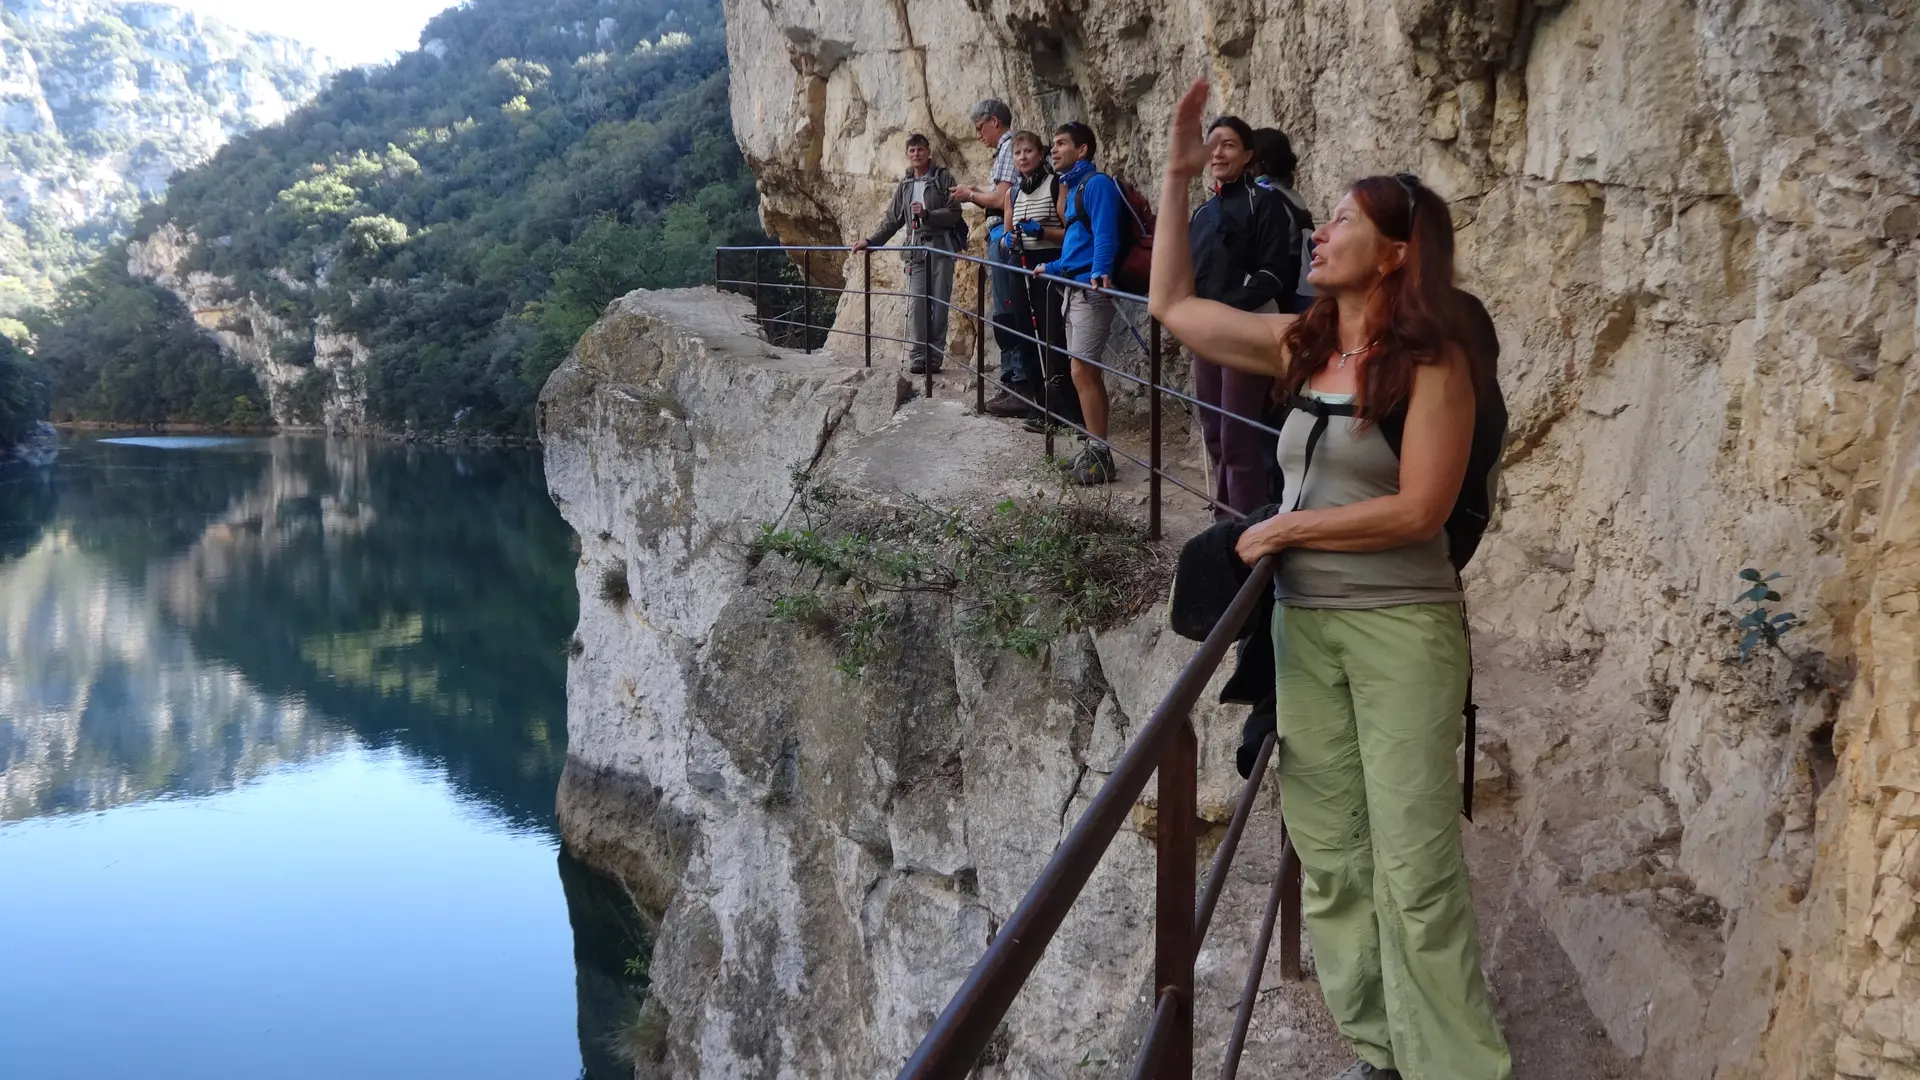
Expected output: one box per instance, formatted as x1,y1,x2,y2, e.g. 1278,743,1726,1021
1272,602,1511,1080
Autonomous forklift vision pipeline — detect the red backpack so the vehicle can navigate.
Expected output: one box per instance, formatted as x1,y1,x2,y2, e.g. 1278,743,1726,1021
1066,174,1157,294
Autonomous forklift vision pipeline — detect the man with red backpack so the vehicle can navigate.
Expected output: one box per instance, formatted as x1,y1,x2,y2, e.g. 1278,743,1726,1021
1035,121,1128,486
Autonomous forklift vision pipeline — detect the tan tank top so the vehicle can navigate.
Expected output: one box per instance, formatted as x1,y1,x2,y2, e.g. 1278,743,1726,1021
1272,389,1462,609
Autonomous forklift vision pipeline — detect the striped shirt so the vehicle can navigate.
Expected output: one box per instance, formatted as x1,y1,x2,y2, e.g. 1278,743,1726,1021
1010,174,1062,253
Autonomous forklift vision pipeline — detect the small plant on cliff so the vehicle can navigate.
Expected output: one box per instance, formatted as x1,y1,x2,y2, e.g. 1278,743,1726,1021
1734,568,1800,663
751,477,1167,675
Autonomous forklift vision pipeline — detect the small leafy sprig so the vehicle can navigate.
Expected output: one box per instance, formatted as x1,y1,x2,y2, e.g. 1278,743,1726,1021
1735,568,1799,662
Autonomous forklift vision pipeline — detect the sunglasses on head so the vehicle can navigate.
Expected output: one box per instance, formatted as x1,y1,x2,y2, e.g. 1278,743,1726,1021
1394,172,1421,232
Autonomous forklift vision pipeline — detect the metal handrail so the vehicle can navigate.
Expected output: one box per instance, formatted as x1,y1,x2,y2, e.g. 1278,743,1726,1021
711,241,1307,1080
716,242,1292,537
893,556,1283,1080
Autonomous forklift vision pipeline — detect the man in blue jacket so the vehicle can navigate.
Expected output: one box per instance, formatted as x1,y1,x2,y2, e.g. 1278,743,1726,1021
1035,121,1123,485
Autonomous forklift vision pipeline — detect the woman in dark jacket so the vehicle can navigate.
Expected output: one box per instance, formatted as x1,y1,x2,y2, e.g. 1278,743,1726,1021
1188,115,1296,518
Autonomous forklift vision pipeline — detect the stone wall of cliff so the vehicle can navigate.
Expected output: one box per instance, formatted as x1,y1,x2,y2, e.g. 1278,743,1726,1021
127,223,367,432
714,1,1919,1076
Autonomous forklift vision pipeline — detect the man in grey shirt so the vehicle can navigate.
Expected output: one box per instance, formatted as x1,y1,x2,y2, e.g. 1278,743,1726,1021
952,98,1036,414
854,133,966,374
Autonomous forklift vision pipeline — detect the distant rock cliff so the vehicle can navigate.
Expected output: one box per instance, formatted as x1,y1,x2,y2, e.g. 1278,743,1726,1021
703,1,1918,1077
0,0,332,309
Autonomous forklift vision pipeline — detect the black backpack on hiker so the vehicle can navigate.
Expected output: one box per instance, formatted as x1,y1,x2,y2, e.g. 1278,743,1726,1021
1268,183,1318,315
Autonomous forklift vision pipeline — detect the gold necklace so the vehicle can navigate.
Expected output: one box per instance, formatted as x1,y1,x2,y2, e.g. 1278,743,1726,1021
1334,341,1375,369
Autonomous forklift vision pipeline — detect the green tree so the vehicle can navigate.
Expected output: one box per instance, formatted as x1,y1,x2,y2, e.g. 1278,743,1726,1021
0,336,50,445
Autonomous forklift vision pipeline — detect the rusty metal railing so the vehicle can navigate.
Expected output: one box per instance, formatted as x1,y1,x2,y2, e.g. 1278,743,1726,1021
714,244,1291,544
712,242,1307,1078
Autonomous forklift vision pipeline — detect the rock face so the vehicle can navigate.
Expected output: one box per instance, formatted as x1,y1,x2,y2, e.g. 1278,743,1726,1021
0,0,332,309
127,222,365,431
686,0,1917,1077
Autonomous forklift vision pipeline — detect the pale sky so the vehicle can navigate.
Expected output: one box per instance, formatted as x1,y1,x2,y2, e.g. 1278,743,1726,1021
165,0,460,67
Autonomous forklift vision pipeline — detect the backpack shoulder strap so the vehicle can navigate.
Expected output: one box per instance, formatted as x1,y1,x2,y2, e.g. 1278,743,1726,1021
1284,393,1359,512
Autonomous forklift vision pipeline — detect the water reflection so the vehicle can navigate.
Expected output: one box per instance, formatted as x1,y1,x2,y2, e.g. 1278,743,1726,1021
1,435,576,827
0,434,651,1080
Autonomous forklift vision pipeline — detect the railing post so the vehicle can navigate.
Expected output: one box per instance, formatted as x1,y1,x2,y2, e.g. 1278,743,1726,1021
1153,718,1196,1080
974,260,987,415
754,249,764,334
1149,318,1162,542
921,247,934,400
864,248,873,369
802,249,814,354
1043,280,1055,460
1280,839,1304,981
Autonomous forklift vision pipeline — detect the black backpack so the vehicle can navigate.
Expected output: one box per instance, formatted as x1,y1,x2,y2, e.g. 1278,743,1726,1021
1268,183,1318,316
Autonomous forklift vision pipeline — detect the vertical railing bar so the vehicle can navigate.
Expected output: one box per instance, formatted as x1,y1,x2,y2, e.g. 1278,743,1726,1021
1149,317,1163,542
1153,718,1196,1079
754,249,764,339
1126,990,1181,1080
1044,276,1059,457
974,260,987,414
922,246,934,400
1040,278,1054,460
1280,840,1303,981
864,248,873,368
1194,732,1277,945
802,249,814,354
1219,834,1296,1080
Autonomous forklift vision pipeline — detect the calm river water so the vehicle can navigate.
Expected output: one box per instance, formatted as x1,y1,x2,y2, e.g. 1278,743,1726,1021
0,434,646,1080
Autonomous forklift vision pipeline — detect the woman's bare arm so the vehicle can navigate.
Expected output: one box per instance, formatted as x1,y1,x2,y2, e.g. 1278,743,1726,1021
1235,346,1475,561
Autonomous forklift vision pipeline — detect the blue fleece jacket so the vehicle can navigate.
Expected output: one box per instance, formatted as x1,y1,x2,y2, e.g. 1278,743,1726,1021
1052,165,1124,283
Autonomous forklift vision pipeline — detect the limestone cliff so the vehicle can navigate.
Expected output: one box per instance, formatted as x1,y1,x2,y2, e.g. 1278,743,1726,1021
716,0,1920,1076
0,0,332,309
126,222,366,432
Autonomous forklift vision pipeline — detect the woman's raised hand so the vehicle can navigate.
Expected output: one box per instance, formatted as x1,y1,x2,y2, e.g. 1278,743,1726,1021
1165,79,1210,179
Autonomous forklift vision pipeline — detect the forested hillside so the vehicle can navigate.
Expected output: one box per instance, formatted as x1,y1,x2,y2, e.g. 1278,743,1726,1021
31,0,767,435
0,0,332,311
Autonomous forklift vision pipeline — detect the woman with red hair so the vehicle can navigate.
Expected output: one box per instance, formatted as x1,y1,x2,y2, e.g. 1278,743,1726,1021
1149,80,1510,1080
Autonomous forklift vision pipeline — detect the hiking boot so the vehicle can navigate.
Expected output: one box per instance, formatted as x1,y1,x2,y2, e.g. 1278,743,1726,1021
984,386,1035,418
1328,1065,1401,1080
908,356,943,375
1023,413,1067,436
1065,443,1116,486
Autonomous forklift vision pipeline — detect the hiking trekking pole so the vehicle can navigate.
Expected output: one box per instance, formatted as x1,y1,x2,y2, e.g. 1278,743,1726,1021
1013,232,1065,459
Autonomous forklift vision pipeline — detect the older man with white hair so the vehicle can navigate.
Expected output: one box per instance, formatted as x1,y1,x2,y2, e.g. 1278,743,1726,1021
952,98,1037,417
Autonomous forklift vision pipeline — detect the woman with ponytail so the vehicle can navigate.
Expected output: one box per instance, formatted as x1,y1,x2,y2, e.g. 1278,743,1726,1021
1149,79,1510,1080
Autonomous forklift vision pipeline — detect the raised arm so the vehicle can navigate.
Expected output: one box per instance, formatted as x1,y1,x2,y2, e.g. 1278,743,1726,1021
1235,346,1475,563
1148,79,1295,377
